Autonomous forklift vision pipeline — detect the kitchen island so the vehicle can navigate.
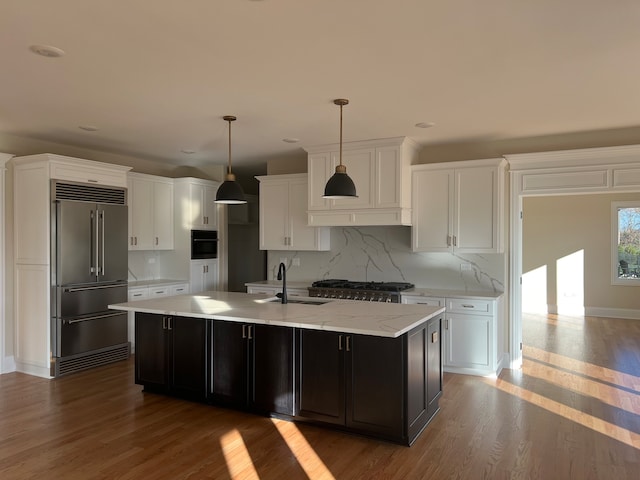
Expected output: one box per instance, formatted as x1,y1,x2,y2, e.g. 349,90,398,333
109,291,444,445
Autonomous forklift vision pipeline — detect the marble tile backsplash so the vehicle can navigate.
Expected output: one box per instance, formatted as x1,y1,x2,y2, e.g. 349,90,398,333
267,226,505,293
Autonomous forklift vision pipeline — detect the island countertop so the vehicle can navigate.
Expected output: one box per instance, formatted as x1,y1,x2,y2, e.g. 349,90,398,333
109,290,444,338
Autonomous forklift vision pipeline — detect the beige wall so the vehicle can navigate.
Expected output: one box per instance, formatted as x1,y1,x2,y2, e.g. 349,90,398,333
523,193,640,312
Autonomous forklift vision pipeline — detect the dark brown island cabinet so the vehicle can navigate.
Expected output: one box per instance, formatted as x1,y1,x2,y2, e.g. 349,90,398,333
135,313,211,400
212,320,295,415
134,312,442,446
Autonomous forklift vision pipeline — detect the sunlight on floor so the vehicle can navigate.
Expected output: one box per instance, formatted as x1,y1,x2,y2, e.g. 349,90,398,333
220,429,260,480
523,355,639,412
487,377,640,449
525,344,640,388
271,418,336,480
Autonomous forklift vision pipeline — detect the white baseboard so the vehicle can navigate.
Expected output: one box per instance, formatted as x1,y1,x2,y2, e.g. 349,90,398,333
15,361,53,379
1,355,16,374
585,307,640,320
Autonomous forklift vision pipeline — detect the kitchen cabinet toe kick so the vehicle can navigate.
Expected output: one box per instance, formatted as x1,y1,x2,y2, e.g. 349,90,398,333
134,312,443,446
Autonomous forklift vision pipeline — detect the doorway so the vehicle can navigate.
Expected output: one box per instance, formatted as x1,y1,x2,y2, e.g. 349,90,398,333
507,145,640,369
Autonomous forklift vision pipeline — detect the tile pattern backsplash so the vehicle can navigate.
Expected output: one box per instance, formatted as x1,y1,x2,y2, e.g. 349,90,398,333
267,226,505,292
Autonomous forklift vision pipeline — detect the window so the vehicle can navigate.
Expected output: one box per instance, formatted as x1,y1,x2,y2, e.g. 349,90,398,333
612,201,640,285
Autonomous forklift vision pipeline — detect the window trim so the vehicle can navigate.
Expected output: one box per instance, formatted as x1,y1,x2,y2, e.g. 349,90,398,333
611,201,640,286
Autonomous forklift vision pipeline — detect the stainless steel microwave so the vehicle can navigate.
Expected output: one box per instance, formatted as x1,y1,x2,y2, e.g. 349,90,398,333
191,230,218,259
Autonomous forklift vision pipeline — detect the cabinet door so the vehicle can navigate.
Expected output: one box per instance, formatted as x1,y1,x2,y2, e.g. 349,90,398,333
251,324,295,415
375,145,402,208
307,152,332,210
347,334,404,438
331,148,375,209
190,260,216,294
153,180,174,249
445,313,490,368
298,329,345,425
288,178,319,250
169,316,209,399
129,177,154,250
259,180,288,250
189,260,205,294
204,259,218,291
190,183,206,229
203,184,218,229
412,169,453,252
135,313,166,388
454,167,498,252
213,320,248,406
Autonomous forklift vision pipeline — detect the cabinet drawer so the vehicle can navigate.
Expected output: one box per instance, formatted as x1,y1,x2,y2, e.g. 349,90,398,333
128,288,150,301
401,296,444,307
149,287,169,298
447,298,493,315
170,284,189,295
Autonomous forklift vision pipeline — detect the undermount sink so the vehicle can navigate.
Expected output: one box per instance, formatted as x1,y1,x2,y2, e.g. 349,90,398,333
266,298,328,306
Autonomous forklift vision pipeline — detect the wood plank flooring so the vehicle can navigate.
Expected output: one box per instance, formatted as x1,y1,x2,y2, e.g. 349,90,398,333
1,313,638,479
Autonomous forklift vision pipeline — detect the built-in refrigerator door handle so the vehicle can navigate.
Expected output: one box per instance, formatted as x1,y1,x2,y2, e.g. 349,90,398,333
100,210,105,276
90,210,97,275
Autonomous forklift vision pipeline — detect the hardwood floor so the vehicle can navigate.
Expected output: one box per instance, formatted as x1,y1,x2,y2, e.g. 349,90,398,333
1,314,638,479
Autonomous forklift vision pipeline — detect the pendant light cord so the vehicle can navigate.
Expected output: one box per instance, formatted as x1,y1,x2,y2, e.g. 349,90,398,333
339,102,343,167
227,118,232,175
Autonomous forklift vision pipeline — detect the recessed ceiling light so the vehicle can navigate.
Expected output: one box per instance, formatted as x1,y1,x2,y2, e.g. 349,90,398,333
29,44,65,58
78,125,99,131
415,122,436,129
282,138,300,143
181,149,196,154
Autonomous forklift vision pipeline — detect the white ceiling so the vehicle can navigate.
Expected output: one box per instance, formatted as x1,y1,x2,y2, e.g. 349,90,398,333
2,0,640,173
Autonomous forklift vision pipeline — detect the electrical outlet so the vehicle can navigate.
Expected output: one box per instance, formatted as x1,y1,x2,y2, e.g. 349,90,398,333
292,258,300,267
460,262,472,271
148,257,156,264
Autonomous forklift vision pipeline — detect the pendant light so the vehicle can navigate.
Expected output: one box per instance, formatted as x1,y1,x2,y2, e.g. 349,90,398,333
323,99,358,199
215,115,247,204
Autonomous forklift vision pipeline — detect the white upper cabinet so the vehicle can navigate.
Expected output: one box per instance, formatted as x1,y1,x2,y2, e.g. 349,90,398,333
257,173,330,251
174,178,220,230
412,158,506,253
128,173,174,250
305,137,418,226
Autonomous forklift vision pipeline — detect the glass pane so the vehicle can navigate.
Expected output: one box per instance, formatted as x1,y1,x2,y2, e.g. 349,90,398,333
617,207,640,279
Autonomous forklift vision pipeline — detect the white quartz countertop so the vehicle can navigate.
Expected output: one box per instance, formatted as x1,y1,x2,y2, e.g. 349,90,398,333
109,291,444,338
401,288,503,300
245,280,503,300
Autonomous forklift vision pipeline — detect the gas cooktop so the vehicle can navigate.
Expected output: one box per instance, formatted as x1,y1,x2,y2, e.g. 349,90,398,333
310,279,414,292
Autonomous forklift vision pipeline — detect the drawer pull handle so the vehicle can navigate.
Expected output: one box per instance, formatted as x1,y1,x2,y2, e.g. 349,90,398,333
462,304,474,308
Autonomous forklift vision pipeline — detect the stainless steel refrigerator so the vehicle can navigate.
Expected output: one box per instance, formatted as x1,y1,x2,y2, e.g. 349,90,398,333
51,181,129,376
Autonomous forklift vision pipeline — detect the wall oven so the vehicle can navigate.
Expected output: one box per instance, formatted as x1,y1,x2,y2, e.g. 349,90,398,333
191,230,218,259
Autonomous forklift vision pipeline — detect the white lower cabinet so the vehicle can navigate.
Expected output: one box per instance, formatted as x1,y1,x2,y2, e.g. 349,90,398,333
402,294,503,376
190,259,218,294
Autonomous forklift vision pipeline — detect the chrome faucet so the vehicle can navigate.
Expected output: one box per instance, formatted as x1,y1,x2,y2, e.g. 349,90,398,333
277,262,287,304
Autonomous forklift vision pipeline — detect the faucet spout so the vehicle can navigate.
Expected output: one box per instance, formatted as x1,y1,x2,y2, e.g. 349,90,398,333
277,262,287,304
